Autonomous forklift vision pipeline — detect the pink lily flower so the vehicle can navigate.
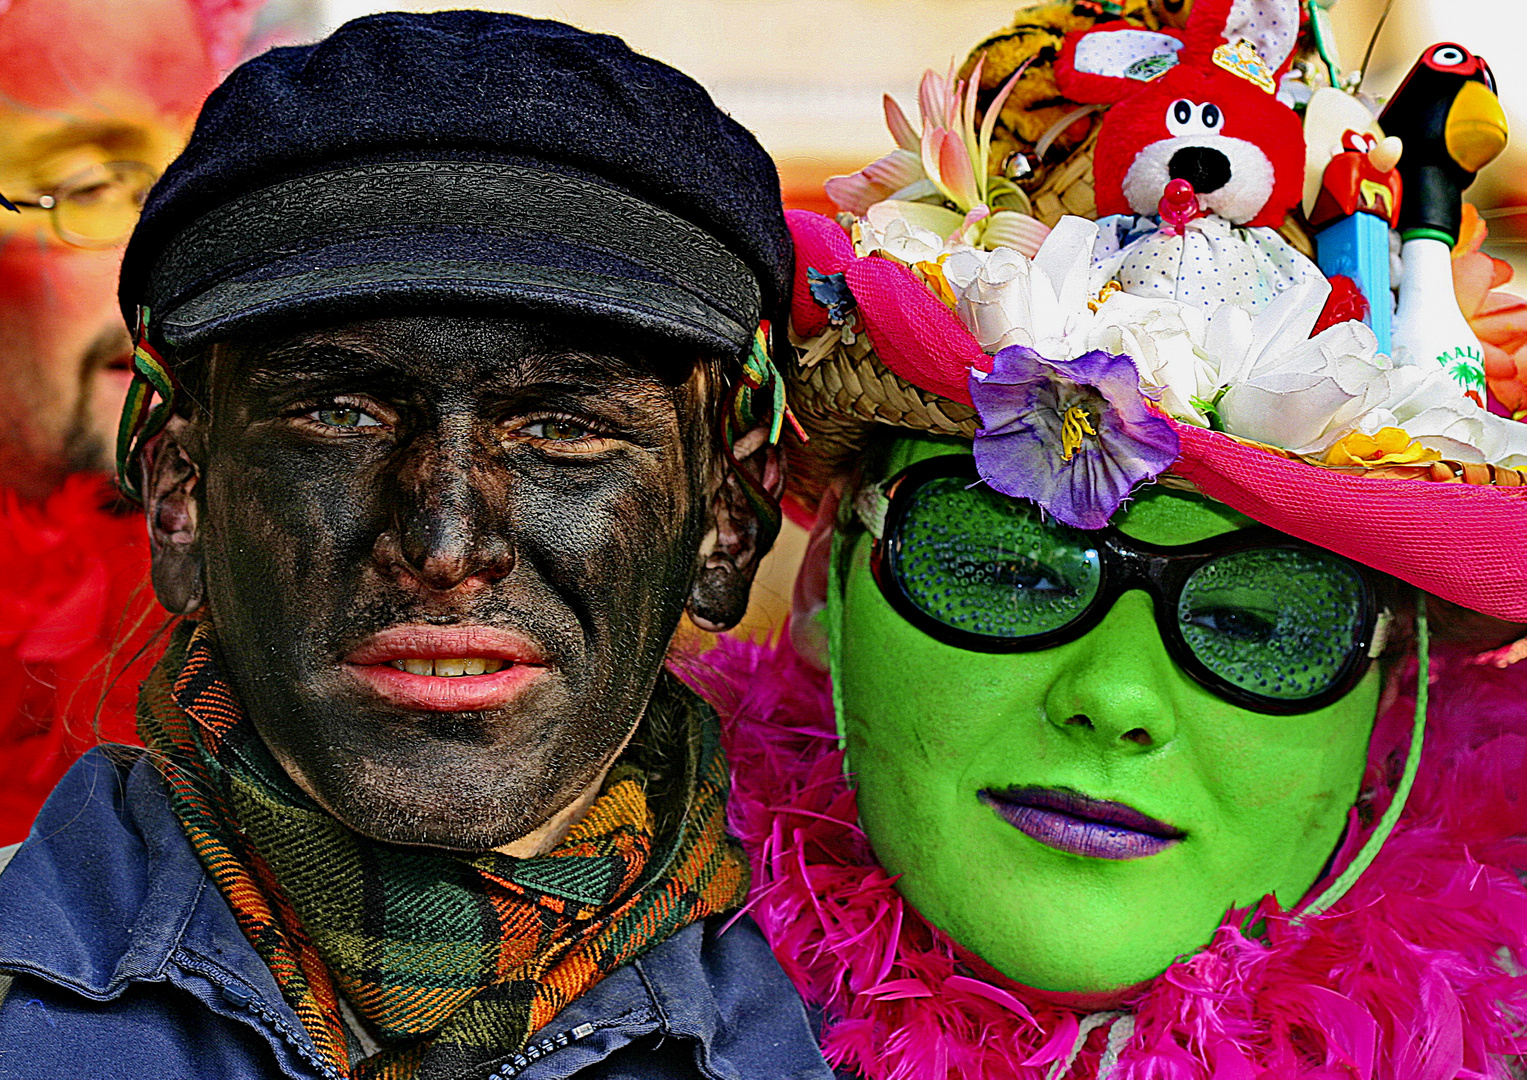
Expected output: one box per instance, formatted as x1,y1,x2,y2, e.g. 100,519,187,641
825,58,1030,231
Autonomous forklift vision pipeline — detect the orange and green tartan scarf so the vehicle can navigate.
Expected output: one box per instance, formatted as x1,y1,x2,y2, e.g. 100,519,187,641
138,623,748,1080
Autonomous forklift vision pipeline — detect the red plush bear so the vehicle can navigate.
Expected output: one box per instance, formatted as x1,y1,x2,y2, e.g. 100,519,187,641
1056,0,1322,313
1058,0,1305,226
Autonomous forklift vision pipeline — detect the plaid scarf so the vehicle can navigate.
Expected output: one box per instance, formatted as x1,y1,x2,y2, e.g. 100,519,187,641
138,623,747,1080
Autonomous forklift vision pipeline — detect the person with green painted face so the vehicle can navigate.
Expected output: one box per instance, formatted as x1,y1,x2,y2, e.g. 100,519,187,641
831,435,1386,998
704,288,1527,1080
696,35,1527,1079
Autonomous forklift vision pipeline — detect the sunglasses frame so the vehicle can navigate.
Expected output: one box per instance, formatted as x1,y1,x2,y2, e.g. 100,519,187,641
865,455,1381,715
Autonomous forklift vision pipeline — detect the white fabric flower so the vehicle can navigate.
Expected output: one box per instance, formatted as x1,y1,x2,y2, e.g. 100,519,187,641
1084,291,1214,425
942,246,1035,354
1028,215,1102,352
1213,278,1394,454
1369,367,1527,467
941,215,1100,353
856,200,964,263
1218,320,1393,454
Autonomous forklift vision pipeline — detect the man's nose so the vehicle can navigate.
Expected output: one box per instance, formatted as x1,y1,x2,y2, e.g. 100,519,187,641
374,431,513,592
1042,591,1179,752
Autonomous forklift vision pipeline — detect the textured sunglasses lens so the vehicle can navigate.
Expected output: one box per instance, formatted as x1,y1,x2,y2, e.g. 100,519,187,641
1177,548,1365,701
891,477,1101,639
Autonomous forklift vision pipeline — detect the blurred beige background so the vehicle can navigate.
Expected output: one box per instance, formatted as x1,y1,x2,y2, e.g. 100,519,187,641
266,0,1527,641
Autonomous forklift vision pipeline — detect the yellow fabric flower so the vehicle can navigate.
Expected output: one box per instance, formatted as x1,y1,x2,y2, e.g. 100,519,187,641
915,254,958,309
1322,427,1442,467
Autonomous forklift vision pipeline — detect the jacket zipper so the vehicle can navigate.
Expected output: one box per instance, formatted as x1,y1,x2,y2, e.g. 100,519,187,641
219,982,346,1080
489,1022,599,1078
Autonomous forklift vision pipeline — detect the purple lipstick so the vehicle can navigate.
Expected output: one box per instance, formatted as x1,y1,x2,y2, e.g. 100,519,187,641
980,786,1184,860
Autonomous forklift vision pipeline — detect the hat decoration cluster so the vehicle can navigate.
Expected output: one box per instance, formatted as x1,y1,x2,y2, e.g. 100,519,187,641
802,0,1523,530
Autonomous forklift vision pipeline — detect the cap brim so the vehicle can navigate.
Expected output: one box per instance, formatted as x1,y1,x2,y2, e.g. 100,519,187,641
141,159,762,355
156,227,751,353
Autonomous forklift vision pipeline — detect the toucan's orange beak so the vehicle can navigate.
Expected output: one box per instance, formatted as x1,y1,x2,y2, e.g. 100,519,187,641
1446,79,1509,173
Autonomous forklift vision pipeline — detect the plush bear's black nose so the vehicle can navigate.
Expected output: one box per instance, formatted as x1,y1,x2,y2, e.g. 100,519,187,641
1167,146,1232,194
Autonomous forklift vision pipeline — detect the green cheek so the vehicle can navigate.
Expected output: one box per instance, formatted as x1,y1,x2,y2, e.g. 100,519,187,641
832,508,1377,993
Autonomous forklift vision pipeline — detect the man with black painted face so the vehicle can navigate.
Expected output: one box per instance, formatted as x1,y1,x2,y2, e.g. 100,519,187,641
0,13,832,1080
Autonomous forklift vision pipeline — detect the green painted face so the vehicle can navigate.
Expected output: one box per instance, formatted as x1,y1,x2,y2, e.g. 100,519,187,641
832,435,1379,993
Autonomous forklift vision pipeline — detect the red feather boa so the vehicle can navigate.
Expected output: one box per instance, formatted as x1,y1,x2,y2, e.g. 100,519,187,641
0,476,164,844
694,636,1527,1079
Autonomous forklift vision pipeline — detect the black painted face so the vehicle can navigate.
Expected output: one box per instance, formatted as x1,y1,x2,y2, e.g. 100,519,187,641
187,315,720,849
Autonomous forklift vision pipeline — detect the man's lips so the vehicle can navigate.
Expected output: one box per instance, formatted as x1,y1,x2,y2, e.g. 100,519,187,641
979,786,1184,861
343,625,549,712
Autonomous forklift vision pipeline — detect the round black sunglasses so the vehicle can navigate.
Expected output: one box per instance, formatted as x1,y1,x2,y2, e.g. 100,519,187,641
858,455,1385,715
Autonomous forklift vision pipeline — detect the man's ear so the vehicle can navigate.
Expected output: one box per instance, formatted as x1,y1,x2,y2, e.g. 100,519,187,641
143,414,205,616
686,423,785,633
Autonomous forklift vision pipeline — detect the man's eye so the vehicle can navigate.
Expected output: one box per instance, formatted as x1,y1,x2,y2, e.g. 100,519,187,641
311,407,381,429
521,419,592,441
67,181,111,206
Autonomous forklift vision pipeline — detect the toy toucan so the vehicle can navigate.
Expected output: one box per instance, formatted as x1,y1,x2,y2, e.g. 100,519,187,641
1379,43,1507,244
1381,43,1508,396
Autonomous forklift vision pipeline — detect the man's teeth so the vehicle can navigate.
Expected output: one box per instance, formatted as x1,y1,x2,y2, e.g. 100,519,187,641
388,658,507,677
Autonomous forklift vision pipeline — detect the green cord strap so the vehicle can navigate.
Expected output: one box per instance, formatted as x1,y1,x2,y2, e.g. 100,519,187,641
1306,0,1344,88
825,520,849,757
1294,592,1429,924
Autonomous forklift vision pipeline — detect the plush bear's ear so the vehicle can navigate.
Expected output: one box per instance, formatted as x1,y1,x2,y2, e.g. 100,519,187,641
1056,26,1185,105
1184,0,1300,88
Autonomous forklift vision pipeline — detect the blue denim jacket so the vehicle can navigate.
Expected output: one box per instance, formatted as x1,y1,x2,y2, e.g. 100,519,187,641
0,749,832,1080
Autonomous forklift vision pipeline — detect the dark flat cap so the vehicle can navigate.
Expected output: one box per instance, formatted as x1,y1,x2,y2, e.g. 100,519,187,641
118,10,791,356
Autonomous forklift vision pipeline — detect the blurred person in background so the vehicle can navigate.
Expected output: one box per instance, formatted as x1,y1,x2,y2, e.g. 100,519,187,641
0,0,262,844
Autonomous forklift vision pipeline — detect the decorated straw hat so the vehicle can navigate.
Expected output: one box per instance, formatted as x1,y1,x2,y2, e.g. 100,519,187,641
782,0,1527,626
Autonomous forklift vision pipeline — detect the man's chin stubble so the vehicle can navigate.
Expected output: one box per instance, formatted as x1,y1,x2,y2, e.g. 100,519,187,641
276,734,620,852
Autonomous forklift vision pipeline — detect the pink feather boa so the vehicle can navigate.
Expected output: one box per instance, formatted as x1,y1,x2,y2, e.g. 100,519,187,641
690,635,1527,1080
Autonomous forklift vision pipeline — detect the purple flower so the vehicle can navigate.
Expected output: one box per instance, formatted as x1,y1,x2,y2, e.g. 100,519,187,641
969,346,1180,530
